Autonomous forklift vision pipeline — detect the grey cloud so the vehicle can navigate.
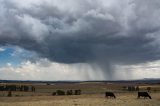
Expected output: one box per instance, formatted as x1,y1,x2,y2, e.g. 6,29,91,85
0,0,160,66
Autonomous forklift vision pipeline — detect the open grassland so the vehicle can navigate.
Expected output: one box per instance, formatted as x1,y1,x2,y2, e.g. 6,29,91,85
0,93,160,106
0,82,160,106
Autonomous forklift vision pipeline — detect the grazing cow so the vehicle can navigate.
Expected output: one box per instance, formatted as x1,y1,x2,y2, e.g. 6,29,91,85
105,92,116,98
137,92,152,99
52,92,57,96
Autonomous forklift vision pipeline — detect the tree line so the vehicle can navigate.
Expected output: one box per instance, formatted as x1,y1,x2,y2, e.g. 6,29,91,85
0,85,35,92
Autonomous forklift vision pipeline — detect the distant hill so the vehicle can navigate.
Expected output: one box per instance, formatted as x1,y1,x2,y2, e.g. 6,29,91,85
0,79,160,84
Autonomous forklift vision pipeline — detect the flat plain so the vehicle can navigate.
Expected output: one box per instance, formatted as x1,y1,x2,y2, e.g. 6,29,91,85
0,82,160,106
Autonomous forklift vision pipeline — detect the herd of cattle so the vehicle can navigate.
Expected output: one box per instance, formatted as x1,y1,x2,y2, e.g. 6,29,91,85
105,92,152,99
0,85,152,99
53,90,152,99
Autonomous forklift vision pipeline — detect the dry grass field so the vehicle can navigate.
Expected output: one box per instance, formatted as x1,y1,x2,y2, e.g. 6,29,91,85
0,93,160,106
0,82,160,106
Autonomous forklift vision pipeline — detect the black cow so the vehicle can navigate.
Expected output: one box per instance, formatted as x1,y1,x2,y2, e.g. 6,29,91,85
105,92,116,98
52,92,57,96
137,92,152,99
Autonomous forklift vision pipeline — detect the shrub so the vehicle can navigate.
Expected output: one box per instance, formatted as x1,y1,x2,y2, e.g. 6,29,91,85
56,90,65,95
75,90,81,95
67,90,73,95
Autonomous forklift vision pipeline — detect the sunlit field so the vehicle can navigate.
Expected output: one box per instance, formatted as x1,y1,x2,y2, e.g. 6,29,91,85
0,82,160,106
0,93,160,106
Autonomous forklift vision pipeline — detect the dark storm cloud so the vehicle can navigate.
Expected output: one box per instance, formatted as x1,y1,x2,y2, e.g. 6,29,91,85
0,0,160,65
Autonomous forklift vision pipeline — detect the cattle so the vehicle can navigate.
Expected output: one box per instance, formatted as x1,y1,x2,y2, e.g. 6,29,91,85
52,92,57,96
137,92,152,99
105,92,116,98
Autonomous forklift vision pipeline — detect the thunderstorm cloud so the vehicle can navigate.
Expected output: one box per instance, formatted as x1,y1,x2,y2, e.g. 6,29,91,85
0,0,160,80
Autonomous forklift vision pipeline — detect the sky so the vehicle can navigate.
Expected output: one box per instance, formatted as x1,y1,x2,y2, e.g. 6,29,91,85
0,0,160,80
